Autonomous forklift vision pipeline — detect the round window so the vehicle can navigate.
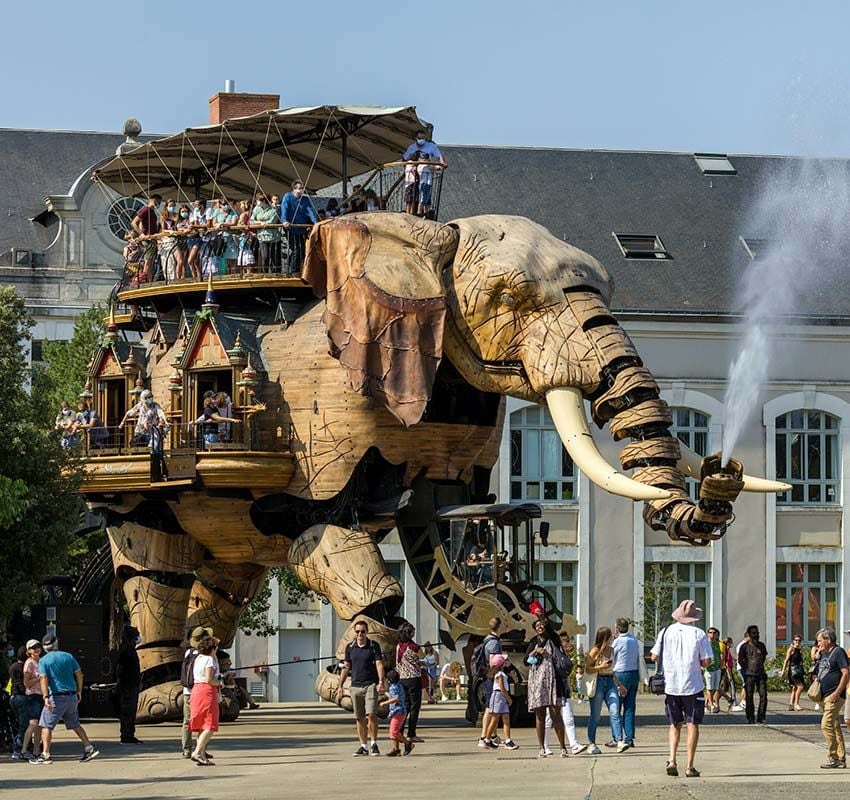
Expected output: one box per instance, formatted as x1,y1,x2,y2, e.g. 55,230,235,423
107,197,145,241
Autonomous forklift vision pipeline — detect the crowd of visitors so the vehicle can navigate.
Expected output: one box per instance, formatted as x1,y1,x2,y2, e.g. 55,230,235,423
123,130,446,287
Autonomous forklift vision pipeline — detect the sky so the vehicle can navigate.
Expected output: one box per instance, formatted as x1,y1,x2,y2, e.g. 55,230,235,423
6,0,850,157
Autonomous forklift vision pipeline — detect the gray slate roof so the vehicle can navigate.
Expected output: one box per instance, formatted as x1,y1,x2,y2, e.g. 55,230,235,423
439,145,850,319
0,128,157,255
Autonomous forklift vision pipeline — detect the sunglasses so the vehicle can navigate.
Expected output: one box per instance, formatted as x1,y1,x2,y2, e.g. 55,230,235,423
354,629,367,634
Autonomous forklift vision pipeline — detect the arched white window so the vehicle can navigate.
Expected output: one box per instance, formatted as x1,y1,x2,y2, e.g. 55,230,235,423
669,407,710,501
510,405,576,502
775,410,840,504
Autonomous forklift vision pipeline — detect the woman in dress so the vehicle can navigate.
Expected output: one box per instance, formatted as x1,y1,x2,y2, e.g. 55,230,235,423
395,623,424,742
783,635,806,711
584,626,624,754
525,618,567,758
188,635,221,766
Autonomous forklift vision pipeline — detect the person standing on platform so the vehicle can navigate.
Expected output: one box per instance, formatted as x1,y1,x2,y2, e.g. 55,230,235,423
32,633,99,765
116,625,143,745
650,600,712,778
612,618,641,750
281,181,318,276
337,620,386,756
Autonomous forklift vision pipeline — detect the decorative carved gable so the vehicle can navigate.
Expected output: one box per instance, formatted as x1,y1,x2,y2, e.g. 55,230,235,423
184,321,227,369
94,347,124,378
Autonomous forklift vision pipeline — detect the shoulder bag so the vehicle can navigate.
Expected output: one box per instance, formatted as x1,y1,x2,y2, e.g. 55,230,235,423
648,627,668,695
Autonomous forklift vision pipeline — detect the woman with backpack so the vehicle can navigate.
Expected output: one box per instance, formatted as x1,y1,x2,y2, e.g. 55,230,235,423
738,625,769,724
525,618,568,758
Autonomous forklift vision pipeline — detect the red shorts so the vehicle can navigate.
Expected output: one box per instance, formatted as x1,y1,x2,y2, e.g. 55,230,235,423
389,712,406,739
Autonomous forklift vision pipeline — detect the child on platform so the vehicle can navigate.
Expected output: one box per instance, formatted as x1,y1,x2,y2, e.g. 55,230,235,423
484,654,518,750
404,152,420,215
380,669,415,757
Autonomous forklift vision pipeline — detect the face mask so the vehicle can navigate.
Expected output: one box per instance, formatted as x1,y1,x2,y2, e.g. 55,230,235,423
145,398,153,405
416,138,426,145
221,204,229,211
180,211,189,218
135,636,144,646
167,205,176,213
5,649,13,658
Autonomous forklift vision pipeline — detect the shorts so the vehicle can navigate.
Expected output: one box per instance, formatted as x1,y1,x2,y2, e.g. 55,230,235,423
26,694,44,720
482,678,494,706
419,183,432,206
39,694,81,731
350,684,378,720
142,239,157,259
403,184,417,205
705,669,721,691
665,692,705,725
204,432,220,446
389,712,406,739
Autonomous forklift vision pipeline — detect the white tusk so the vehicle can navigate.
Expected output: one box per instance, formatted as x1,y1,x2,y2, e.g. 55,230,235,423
546,388,671,502
676,442,792,494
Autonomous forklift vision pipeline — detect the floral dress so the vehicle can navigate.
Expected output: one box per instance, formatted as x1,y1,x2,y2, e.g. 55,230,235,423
526,637,559,711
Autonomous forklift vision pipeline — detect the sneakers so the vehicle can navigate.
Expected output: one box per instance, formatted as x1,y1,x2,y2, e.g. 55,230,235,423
369,743,380,756
711,705,720,714
80,747,99,763
491,734,501,745
503,739,519,750
30,754,52,765
542,747,553,756
617,741,630,753
183,750,192,759
821,758,846,769
11,752,24,760
588,744,602,755
571,744,589,755
353,745,369,757
440,695,449,703
604,739,618,748
386,749,401,757
403,742,415,756
477,737,489,749
120,737,144,744
561,747,569,758
538,748,548,758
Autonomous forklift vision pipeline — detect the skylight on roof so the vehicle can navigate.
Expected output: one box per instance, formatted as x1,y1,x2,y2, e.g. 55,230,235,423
740,236,768,260
694,153,737,175
613,233,673,260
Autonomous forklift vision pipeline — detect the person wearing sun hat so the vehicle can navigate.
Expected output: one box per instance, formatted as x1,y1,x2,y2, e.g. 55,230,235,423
180,626,213,758
650,600,713,779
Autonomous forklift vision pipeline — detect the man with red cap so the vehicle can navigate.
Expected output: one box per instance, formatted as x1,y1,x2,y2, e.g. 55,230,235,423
650,599,712,778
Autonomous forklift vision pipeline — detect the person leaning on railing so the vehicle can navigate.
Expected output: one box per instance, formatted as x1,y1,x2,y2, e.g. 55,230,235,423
131,195,162,282
119,389,168,447
194,396,240,448
281,181,319,276
249,194,281,271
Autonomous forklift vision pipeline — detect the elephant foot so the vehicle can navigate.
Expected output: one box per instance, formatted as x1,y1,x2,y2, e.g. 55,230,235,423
136,680,184,724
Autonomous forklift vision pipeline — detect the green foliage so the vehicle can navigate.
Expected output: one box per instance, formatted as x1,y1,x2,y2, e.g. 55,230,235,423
239,567,327,637
39,303,105,411
0,287,85,622
634,564,681,645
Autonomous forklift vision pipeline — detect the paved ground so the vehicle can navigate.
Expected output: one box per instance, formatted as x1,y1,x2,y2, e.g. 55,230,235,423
3,695,845,799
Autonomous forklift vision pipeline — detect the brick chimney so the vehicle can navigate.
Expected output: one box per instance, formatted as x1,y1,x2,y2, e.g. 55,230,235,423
209,81,280,124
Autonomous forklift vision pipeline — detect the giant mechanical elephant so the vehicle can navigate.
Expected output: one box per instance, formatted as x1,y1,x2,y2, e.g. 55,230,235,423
101,213,782,721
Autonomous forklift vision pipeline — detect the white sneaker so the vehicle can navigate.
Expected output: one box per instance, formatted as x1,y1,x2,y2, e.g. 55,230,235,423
542,747,553,756
617,741,629,753
589,744,602,755
815,703,821,712
538,748,548,758
571,744,588,755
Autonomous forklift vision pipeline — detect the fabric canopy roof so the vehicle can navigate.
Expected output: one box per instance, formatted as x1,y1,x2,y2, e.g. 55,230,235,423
92,105,431,200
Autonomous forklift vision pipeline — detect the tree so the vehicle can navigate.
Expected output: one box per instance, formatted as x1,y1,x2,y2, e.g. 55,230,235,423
239,567,326,637
0,287,85,623
39,303,105,411
634,564,681,646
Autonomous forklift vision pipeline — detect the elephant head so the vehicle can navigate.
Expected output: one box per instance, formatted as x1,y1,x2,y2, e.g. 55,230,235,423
304,213,787,545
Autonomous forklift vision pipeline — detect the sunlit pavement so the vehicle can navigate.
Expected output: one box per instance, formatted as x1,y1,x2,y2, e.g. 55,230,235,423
2,695,843,799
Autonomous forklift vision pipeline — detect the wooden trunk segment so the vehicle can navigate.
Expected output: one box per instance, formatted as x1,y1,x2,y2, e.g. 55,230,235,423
288,525,403,619
166,495,291,566
108,523,205,574
186,581,243,647
195,561,267,599
137,645,183,673
123,576,192,645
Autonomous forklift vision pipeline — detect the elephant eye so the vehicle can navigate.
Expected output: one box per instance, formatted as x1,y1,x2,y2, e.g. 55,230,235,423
499,292,517,308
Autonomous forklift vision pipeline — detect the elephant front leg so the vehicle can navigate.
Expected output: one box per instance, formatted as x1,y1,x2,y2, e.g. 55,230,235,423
287,524,403,708
108,523,203,723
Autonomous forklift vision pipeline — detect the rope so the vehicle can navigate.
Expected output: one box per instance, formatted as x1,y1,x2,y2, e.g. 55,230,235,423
151,144,192,204
183,133,233,208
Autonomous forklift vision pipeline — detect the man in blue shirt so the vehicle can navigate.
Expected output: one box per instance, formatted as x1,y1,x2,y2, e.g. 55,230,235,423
402,129,446,166
281,180,319,276
611,618,641,752
33,633,99,764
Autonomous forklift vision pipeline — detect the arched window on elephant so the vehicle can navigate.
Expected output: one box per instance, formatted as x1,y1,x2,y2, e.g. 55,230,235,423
509,405,576,503
669,407,710,501
775,410,840,505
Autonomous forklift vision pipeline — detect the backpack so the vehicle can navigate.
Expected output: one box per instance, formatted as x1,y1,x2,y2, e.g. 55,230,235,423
471,634,499,678
181,650,198,690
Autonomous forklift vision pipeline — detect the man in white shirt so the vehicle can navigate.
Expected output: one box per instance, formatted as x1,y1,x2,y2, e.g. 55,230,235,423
650,599,712,778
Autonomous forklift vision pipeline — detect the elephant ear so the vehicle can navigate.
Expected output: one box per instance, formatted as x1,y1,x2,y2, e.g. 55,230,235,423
303,213,459,427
